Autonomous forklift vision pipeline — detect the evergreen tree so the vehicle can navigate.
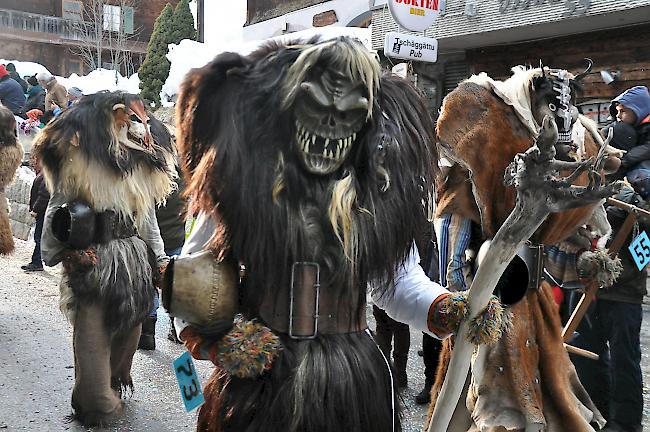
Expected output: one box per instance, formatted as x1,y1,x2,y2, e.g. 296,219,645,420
138,4,174,107
170,0,197,44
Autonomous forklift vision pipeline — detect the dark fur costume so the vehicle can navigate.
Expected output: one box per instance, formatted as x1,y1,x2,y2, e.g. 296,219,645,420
177,37,437,431
34,91,176,334
33,92,176,425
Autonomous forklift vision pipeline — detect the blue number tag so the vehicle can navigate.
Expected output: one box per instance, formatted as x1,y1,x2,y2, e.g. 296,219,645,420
628,230,650,271
173,351,204,412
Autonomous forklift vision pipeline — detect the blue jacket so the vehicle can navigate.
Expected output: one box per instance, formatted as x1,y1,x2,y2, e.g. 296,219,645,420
0,75,26,115
610,86,650,126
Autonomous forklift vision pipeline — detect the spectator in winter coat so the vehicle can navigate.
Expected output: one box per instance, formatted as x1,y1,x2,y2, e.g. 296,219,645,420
36,71,68,112
5,63,28,93
0,64,26,116
604,86,650,195
21,158,50,272
21,75,45,115
571,184,647,432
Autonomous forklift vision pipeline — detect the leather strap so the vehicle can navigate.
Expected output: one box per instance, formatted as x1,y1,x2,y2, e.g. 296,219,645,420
94,211,137,244
258,263,367,337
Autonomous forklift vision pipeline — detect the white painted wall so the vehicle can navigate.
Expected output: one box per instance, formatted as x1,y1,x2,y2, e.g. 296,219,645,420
243,0,371,41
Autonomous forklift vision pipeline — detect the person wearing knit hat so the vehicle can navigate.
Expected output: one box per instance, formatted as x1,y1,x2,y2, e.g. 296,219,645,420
0,64,26,116
606,86,650,189
67,87,83,107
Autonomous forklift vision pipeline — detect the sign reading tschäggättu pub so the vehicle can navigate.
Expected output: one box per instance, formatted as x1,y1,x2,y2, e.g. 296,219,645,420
384,32,438,63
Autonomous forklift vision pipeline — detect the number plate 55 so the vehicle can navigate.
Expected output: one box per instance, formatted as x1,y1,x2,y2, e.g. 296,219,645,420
628,230,650,271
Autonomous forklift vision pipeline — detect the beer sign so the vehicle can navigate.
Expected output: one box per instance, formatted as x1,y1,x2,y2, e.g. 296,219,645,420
388,0,443,32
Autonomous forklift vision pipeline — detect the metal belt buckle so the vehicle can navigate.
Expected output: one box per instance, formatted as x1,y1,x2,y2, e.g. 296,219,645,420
288,261,320,340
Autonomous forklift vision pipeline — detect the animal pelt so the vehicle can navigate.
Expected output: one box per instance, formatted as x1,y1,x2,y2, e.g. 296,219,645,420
33,91,176,225
436,77,602,244
60,237,155,335
176,37,436,431
427,283,605,432
32,92,175,333
0,139,23,254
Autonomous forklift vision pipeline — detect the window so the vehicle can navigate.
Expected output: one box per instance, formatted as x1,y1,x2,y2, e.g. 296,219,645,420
103,4,121,32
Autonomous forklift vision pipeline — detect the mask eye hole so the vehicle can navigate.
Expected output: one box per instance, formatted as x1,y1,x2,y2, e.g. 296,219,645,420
548,103,557,112
130,114,142,123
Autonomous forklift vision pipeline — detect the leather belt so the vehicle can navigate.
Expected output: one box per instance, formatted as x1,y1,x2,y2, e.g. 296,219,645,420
94,211,138,244
258,262,367,338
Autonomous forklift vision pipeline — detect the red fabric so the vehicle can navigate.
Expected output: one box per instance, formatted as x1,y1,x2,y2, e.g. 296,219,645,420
552,285,564,306
0,65,8,79
26,109,43,121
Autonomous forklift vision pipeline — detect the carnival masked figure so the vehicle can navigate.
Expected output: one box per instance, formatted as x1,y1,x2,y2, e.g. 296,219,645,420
33,92,176,425
167,37,505,432
0,105,23,254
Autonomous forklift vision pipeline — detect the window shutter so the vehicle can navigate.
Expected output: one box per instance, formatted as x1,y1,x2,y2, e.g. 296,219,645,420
123,6,134,34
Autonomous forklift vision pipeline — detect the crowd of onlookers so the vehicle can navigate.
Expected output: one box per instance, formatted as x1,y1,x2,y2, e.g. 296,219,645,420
0,62,83,128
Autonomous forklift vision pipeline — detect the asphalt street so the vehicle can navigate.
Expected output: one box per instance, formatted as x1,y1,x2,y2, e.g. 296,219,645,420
1,238,648,431
0,239,432,431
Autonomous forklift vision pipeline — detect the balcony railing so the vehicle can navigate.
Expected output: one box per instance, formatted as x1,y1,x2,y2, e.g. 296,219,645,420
0,8,85,41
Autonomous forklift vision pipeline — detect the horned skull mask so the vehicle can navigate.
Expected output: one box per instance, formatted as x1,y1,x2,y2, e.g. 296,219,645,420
280,39,380,175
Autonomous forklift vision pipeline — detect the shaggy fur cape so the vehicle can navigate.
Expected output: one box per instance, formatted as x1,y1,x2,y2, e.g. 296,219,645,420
177,37,436,431
0,119,23,254
33,92,176,334
431,69,608,431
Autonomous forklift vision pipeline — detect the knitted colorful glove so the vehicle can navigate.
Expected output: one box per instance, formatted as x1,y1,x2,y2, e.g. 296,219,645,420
428,291,508,345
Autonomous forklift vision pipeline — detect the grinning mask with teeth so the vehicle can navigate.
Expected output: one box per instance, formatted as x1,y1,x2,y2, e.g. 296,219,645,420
280,39,380,175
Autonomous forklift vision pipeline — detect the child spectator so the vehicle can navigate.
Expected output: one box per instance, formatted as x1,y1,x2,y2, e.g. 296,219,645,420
604,86,650,194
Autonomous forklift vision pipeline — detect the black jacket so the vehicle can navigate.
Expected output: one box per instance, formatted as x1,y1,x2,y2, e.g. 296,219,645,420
9,72,28,93
155,176,186,253
600,186,650,304
29,173,50,218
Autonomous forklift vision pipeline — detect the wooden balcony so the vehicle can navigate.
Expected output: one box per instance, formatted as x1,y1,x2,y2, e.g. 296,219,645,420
0,8,146,54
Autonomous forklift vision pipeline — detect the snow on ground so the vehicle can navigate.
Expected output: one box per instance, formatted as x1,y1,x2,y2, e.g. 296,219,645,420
4,26,370,104
1,59,139,95
0,59,50,77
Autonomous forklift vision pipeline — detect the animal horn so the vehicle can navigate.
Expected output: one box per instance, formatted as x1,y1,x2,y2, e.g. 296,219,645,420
573,58,593,81
539,60,546,77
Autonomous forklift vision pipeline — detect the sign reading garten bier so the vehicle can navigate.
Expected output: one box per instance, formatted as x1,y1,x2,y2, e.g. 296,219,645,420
384,32,438,63
388,0,443,32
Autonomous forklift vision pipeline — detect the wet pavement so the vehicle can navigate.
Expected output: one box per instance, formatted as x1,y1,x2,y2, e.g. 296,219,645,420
0,238,647,431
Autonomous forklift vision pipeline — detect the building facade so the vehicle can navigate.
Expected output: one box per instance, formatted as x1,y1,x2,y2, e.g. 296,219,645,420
372,0,650,122
0,0,178,76
243,0,372,41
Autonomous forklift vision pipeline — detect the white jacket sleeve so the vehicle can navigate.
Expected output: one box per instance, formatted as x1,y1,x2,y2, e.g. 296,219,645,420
138,206,167,265
371,244,450,337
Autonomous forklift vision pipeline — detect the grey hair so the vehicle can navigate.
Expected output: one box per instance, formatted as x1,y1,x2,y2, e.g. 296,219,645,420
36,71,54,83
280,38,380,119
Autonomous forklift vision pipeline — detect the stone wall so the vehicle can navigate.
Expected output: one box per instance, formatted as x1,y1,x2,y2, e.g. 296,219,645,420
5,167,35,241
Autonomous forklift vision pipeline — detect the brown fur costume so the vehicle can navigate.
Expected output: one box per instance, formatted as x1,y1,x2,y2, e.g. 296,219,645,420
0,106,23,254
429,67,611,431
33,92,176,425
